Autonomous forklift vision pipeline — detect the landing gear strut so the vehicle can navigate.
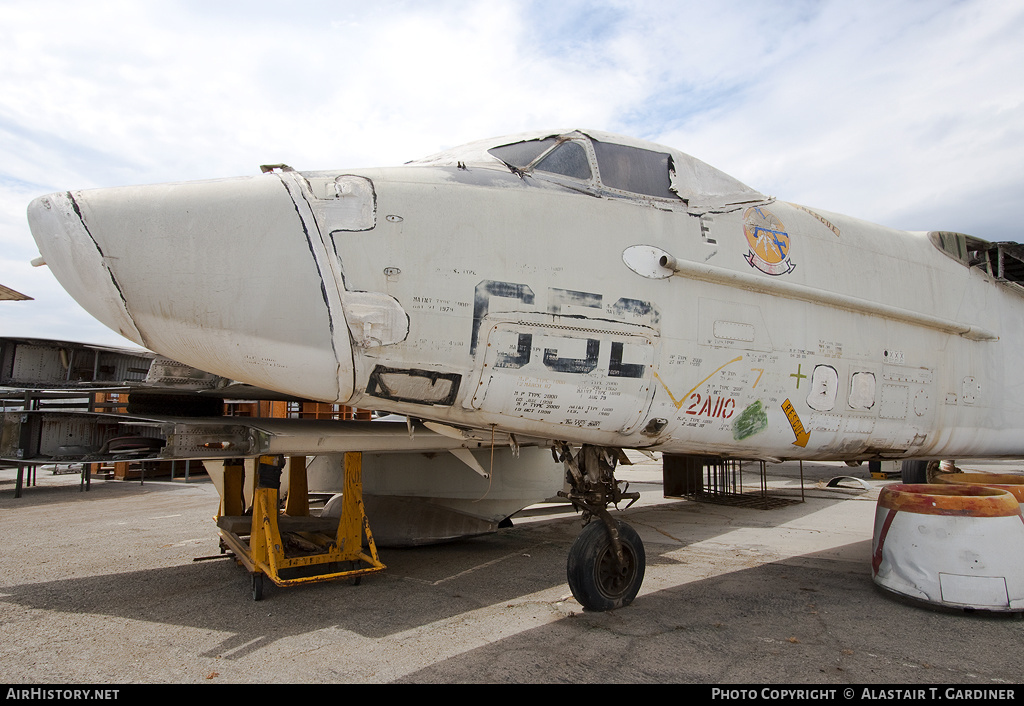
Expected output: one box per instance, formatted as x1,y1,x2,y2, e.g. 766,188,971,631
556,443,645,611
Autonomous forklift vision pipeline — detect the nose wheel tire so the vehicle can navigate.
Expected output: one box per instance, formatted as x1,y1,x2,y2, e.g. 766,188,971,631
567,520,645,611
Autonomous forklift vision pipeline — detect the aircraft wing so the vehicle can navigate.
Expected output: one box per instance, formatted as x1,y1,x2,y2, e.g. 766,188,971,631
0,410,540,465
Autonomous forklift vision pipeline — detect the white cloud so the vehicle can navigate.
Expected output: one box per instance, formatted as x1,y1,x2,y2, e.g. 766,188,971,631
655,0,1024,236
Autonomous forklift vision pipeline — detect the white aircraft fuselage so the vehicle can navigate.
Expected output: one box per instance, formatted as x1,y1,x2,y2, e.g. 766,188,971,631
26,129,1024,463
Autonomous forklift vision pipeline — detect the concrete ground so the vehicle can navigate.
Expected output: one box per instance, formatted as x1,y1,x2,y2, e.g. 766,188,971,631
1,457,1022,684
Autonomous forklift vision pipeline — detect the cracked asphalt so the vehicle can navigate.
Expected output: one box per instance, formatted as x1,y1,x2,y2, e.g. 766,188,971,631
1,458,1022,684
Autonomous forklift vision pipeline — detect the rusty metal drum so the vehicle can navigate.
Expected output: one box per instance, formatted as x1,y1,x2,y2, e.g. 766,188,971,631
872,484,1024,611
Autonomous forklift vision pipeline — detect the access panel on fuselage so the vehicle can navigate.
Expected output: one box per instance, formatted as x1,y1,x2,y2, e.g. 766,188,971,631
470,321,657,434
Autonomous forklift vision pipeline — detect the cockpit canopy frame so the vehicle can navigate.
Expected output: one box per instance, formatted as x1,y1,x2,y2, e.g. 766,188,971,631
408,129,767,211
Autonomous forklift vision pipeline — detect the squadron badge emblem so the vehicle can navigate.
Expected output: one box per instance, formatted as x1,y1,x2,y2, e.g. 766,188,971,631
743,206,795,276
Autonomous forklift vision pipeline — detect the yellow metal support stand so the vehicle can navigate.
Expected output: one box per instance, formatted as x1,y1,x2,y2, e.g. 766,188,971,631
217,452,386,600
221,459,246,517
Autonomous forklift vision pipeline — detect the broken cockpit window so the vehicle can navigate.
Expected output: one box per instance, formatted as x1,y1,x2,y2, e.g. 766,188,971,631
488,137,591,181
591,138,678,200
488,138,558,170
533,141,591,180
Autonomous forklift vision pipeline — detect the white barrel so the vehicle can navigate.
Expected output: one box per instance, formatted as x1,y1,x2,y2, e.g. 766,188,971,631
872,484,1024,611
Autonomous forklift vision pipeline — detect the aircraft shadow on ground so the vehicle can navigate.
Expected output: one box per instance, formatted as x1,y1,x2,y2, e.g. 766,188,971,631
0,490,880,661
389,542,1024,684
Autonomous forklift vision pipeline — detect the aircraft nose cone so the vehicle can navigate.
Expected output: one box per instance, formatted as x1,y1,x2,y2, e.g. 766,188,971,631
28,191,145,344
27,176,354,403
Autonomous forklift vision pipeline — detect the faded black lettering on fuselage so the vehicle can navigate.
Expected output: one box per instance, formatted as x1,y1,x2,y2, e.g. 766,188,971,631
471,281,536,355
471,280,658,380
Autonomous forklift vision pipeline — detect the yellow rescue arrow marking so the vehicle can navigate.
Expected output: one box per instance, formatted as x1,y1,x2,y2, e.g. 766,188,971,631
781,398,810,447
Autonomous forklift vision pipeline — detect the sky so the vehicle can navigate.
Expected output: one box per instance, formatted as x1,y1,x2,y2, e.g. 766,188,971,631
2,0,1022,348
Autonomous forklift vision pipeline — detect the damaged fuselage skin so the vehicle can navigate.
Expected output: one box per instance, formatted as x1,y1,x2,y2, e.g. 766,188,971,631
27,129,1022,465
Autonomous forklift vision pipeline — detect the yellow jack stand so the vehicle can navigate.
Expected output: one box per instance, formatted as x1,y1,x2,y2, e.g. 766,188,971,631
217,452,386,600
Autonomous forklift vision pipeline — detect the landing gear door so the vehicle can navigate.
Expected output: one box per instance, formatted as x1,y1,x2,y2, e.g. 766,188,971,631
470,321,656,434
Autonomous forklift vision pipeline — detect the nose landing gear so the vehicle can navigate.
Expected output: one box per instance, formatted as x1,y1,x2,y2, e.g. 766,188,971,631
556,443,645,611
567,519,645,611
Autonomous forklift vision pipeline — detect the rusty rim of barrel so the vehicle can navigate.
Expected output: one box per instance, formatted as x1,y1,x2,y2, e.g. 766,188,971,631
878,483,1020,517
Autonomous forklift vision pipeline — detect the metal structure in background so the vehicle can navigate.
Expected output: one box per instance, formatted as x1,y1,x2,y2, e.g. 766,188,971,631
0,284,31,301
662,454,804,509
0,336,298,402
2,388,122,497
